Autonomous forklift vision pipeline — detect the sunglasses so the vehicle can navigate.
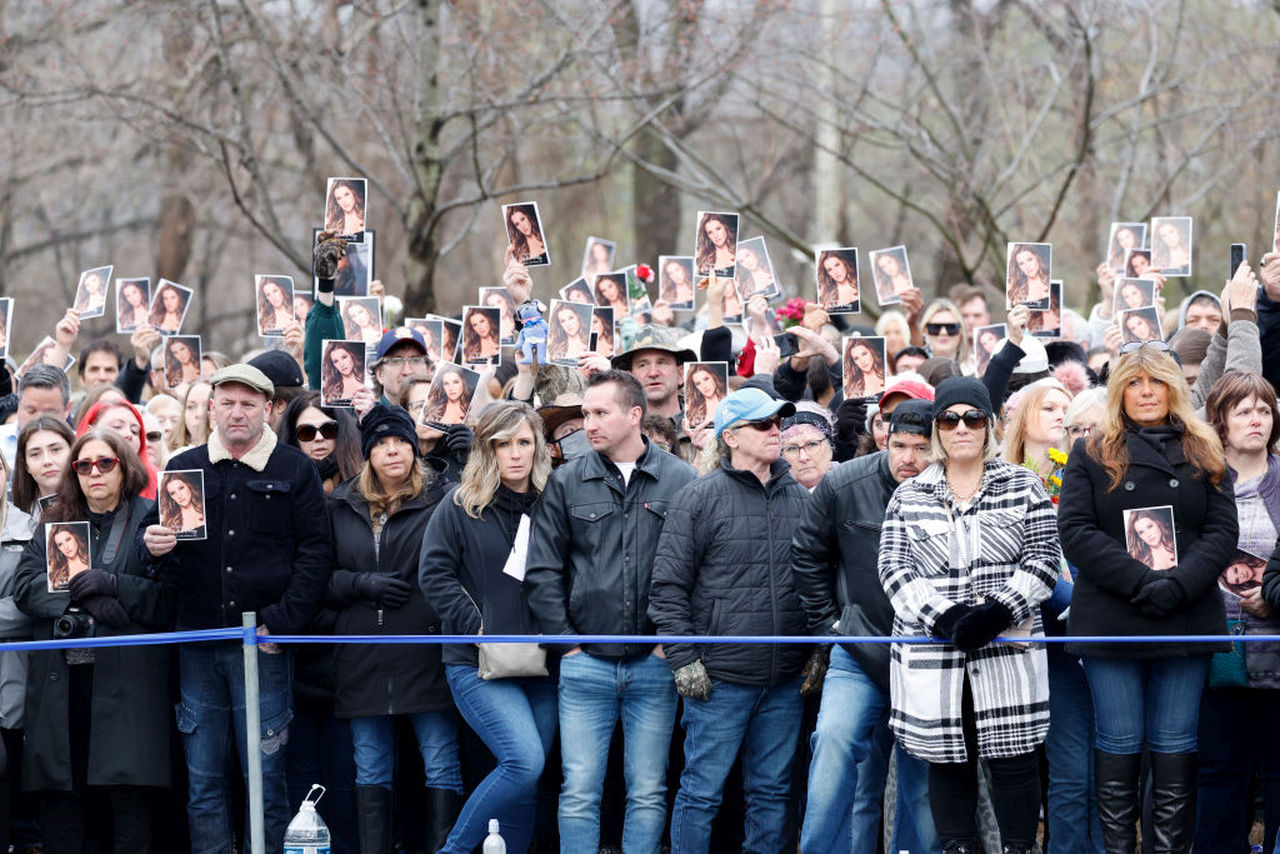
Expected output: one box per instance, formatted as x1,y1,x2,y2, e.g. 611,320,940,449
72,456,119,476
737,415,781,432
296,421,339,442
146,431,163,443
1119,340,1170,355
935,409,989,431
926,323,961,336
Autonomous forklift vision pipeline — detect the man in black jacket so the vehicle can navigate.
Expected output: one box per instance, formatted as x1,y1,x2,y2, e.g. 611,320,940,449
525,369,696,854
791,398,940,854
141,363,333,854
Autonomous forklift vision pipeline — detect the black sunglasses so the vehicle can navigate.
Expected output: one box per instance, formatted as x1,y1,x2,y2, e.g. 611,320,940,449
738,415,781,432
935,409,989,431
72,456,119,476
296,421,339,442
926,323,961,336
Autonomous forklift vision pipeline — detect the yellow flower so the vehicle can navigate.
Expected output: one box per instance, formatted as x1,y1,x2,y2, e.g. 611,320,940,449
1047,447,1068,466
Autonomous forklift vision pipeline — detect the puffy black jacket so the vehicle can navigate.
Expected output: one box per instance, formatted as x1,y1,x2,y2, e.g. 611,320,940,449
648,459,810,686
326,473,452,718
525,438,696,657
791,451,898,691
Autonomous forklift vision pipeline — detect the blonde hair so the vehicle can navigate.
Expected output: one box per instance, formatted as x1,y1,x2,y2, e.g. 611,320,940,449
920,298,971,364
1002,379,1073,467
455,402,551,519
359,454,429,522
1088,347,1226,492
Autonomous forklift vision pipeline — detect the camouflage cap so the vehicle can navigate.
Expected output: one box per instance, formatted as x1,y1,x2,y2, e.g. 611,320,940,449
610,324,698,371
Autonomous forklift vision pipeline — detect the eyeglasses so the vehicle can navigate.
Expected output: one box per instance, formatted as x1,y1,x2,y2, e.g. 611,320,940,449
72,456,119,476
1066,425,1093,439
381,356,428,370
736,415,781,432
146,431,163,443
781,439,828,457
296,421,339,442
934,410,989,431
926,323,961,336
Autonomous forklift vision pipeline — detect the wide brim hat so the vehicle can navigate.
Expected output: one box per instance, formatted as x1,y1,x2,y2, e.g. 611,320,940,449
611,324,697,371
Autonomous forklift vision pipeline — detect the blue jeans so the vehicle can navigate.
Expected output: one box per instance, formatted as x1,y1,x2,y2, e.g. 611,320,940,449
1044,649,1103,853
1081,654,1210,754
349,711,463,791
177,643,293,854
800,646,937,854
672,675,804,854
444,666,558,854
557,651,677,854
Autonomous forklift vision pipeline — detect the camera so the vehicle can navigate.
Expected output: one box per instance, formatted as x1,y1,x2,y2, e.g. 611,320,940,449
53,608,95,640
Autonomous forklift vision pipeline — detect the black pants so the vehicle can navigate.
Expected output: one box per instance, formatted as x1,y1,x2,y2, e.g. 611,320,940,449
928,675,1041,845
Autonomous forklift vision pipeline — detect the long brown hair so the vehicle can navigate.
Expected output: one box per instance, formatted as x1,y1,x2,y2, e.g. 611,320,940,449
1204,371,1280,453
13,416,75,513
1087,347,1226,492
44,430,150,523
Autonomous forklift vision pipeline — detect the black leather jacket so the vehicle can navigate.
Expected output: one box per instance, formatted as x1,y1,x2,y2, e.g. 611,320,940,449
525,437,696,658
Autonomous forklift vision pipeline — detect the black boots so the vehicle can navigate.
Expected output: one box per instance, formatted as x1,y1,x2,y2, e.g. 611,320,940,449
1148,752,1196,854
355,784,392,854
426,787,464,853
1095,750,1140,854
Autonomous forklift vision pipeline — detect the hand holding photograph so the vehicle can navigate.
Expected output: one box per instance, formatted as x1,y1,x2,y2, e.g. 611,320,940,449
159,470,207,541
1124,506,1177,571
420,363,480,428
46,521,91,593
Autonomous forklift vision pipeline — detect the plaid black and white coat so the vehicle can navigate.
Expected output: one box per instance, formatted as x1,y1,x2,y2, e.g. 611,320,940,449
877,459,1060,763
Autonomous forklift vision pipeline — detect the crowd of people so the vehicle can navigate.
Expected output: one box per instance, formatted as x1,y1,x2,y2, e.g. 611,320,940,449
0,223,1276,854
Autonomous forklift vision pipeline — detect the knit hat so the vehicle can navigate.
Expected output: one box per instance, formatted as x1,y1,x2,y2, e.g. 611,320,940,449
932,376,994,421
359,404,419,460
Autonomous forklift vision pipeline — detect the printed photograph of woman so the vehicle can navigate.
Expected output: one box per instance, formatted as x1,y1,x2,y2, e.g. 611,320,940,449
480,286,519,345
73,265,112,319
16,336,75,379
311,228,374,297
320,340,367,407
163,336,203,390
116,277,151,334
1150,216,1193,277
1274,192,1280,254
338,296,383,345
591,307,615,358
581,237,615,281
593,272,630,320
256,275,295,337
405,317,446,366
721,276,744,323
560,277,597,305
1125,248,1153,279
869,245,914,306
1220,550,1266,596
148,279,193,335
734,237,779,300
502,202,550,267
816,247,861,314
1124,506,1178,570
324,177,367,240
1029,281,1062,338
0,297,11,360
546,300,593,365
440,317,461,363
45,521,90,592
159,469,206,540
1114,277,1156,314
659,256,696,310
461,305,502,366
420,363,479,427
683,362,729,432
1107,223,1146,273
1118,306,1163,344
973,323,1007,376
842,336,887,399
1006,242,1052,309
694,211,739,277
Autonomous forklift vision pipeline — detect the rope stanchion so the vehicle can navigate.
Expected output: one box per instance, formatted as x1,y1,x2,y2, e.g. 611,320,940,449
241,613,266,854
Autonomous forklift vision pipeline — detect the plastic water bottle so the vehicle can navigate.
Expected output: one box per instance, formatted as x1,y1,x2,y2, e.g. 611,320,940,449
482,818,506,853
283,784,330,854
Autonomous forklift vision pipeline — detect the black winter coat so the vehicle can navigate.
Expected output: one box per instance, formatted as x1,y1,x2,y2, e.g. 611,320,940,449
326,474,452,718
1058,428,1238,657
15,496,175,791
649,460,810,686
791,451,898,691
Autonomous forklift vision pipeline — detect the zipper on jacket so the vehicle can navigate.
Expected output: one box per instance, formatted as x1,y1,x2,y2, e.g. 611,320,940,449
765,484,778,681
371,512,394,716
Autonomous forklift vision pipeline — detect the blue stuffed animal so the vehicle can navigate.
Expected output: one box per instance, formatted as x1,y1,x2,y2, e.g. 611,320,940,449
514,299,548,365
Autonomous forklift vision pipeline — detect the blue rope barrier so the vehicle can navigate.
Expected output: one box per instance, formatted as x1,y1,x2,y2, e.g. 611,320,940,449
0,627,240,652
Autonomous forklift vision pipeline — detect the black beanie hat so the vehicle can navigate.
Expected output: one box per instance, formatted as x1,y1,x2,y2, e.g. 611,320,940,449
932,376,994,421
888,399,934,439
359,404,420,460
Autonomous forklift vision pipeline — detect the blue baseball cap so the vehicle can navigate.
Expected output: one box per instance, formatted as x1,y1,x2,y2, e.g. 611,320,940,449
374,326,427,362
713,388,796,440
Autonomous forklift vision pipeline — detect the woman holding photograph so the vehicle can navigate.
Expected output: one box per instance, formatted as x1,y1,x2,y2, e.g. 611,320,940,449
684,365,727,431
420,402,556,854
164,338,201,389
283,392,362,497
1122,310,1159,344
873,251,913,301
878,378,1059,854
843,339,886,398
424,365,474,426
548,304,590,362
73,271,108,316
816,250,860,309
1154,221,1191,273
591,311,615,359
1057,346,1236,852
506,205,547,266
326,179,366,236
158,471,205,537
593,274,628,316
1198,371,1280,848
327,405,462,852
1126,509,1177,570
116,280,149,331
14,417,74,517
343,300,382,345
14,429,173,854
695,212,737,275
734,243,775,298
463,310,502,364
1008,246,1051,307
258,277,292,335
483,289,518,343
662,259,696,306
324,343,366,404
1108,226,1141,272
148,283,187,334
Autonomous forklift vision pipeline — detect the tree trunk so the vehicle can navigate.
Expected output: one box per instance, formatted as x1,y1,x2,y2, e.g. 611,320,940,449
404,0,443,315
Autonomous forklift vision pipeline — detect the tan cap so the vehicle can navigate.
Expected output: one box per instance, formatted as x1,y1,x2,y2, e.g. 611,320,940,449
209,364,274,397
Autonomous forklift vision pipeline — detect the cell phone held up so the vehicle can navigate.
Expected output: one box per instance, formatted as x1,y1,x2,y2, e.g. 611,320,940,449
1231,243,1246,279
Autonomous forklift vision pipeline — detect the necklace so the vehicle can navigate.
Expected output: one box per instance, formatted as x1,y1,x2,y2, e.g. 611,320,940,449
946,467,983,503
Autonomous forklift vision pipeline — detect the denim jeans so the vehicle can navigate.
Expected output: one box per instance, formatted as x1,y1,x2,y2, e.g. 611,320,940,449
177,642,293,854
1195,687,1280,851
800,646,937,854
349,710,463,791
444,666,558,854
671,675,804,854
1044,649,1103,853
557,651,677,854
1081,654,1210,754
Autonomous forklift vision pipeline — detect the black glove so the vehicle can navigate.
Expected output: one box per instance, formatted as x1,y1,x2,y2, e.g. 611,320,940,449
67,569,118,604
1130,575,1186,618
951,600,1014,653
79,594,129,630
931,604,972,643
444,424,474,457
353,573,413,608
313,231,347,281
834,396,869,440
